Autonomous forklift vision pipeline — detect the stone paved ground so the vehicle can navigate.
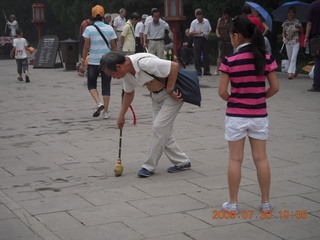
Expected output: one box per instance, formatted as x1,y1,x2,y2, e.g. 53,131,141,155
0,58,319,240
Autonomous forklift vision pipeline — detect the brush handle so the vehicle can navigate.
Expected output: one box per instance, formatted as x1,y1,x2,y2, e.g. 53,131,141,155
118,128,122,159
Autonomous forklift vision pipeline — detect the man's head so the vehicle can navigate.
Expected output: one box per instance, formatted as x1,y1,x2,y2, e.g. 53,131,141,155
130,12,140,25
92,5,104,21
195,9,203,22
10,15,15,21
141,14,148,23
119,8,126,18
100,52,127,79
151,8,161,24
104,13,112,23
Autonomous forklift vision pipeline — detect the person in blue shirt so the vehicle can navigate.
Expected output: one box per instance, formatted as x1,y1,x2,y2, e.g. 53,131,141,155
79,5,117,119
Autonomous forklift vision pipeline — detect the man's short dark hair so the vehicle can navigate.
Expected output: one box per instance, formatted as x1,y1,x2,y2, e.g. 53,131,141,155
151,8,160,16
100,52,126,72
130,12,140,20
195,9,203,16
243,6,252,15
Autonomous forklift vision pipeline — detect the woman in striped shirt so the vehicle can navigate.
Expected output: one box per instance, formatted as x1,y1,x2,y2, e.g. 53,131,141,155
218,15,279,213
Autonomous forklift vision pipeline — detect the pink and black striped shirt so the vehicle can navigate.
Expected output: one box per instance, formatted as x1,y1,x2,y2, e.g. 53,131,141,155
219,47,277,118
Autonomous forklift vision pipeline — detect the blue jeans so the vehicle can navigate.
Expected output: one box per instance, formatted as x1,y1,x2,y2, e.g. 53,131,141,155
313,56,320,90
87,64,111,95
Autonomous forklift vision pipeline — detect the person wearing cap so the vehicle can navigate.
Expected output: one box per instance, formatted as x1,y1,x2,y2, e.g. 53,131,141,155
104,13,112,25
135,14,147,53
113,8,127,52
6,15,19,37
79,5,118,119
120,12,140,56
143,8,170,59
189,8,212,76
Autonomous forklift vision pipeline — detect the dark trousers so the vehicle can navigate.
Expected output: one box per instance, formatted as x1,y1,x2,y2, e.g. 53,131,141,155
313,56,320,90
180,47,194,65
193,37,210,74
87,65,111,96
135,37,144,53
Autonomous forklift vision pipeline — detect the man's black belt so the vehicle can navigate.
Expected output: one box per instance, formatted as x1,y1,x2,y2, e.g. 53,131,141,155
149,38,164,41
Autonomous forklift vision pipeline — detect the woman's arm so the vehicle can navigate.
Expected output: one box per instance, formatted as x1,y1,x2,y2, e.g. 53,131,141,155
218,72,230,101
215,18,221,38
266,71,279,99
262,22,269,36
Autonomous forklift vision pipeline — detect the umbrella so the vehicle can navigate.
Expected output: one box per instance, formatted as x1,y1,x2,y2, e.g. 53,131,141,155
245,2,273,31
271,1,310,22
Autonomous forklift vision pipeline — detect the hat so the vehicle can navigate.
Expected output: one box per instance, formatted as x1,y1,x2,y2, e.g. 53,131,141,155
92,5,104,18
142,14,148,19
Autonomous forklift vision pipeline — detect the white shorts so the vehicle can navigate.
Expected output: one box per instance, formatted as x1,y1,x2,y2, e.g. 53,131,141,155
225,116,269,141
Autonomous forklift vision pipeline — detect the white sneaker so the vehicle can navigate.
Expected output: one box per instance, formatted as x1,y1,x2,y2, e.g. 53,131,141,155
260,202,273,212
222,201,238,213
102,111,110,119
93,103,104,117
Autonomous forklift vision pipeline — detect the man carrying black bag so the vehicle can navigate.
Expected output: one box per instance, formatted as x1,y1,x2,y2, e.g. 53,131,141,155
100,52,191,177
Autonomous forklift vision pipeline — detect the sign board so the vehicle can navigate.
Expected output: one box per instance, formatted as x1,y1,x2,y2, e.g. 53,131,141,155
33,35,63,68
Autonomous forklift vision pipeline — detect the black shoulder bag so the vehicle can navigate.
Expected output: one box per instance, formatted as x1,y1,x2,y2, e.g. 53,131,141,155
137,56,202,106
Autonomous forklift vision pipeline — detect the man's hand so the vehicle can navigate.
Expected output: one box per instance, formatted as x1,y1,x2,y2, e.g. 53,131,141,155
117,115,125,129
169,89,183,101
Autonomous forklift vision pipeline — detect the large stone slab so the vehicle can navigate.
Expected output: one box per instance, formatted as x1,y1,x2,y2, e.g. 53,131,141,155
124,213,211,238
251,215,320,240
0,204,15,220
129,194,207,215
187,222,282,240
56,222,144,240
134,180,204,197
20,194,92,215
68,202,147,226
0,218,41,240
35,212,83,232
78,186,150,206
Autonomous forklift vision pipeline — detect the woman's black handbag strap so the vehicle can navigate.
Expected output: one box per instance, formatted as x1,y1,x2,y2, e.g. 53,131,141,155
92,24,110,50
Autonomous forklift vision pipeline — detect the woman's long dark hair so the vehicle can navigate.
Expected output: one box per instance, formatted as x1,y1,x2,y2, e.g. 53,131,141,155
232,15,266,76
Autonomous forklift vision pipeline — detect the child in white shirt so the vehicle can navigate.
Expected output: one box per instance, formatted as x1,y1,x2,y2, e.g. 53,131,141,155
10,28,30,83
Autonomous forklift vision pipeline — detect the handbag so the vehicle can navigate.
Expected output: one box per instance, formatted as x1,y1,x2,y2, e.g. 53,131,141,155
299,33,306,48
310,35,320,56
138,57,202,106
173,68,202,106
